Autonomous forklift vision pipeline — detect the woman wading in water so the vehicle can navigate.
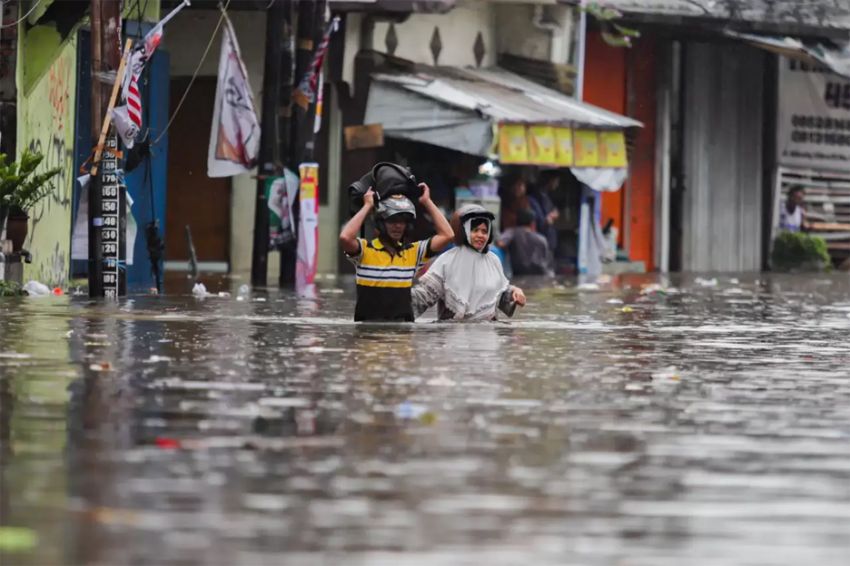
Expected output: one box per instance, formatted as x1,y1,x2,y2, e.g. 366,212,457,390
412,204,526,321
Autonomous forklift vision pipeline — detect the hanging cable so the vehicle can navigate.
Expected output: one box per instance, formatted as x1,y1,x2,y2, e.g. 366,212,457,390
0,0,43,29
153,0,231,146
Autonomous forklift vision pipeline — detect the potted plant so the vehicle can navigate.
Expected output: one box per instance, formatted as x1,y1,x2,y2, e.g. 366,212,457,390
0,150,62,251
770,231,832,272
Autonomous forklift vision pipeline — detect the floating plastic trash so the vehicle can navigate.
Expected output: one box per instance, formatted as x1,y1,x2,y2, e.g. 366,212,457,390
192,283,209,297
22,280,50,297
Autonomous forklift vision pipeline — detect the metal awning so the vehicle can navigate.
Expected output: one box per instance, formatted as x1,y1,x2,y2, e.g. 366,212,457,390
725,31,850,79
364,64,641,157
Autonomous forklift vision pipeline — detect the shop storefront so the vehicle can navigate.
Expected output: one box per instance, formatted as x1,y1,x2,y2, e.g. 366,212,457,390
362,61,641,276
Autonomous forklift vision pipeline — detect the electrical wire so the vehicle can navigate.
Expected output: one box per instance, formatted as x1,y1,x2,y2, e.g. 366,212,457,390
153,0,231,145
0,0,44,29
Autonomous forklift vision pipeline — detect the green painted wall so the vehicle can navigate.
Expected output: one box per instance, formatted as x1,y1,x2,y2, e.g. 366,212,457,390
17,31,78,286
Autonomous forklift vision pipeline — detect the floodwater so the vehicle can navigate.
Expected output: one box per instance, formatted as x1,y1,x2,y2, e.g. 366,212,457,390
3,273,850,565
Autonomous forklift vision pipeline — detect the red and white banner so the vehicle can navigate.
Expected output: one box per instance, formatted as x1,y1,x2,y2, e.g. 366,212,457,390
293,16,340,111
207,13,260,177
296,163,320,295
113,0,190,148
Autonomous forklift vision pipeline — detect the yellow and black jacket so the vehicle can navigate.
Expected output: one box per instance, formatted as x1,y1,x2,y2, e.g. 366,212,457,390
346,237,432,321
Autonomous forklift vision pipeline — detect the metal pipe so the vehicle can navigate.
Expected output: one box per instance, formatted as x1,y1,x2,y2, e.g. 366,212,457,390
185,225,198,281
574,2,587,100
251,3,282,287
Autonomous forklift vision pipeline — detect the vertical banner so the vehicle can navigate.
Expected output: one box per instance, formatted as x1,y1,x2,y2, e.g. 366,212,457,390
527,125,557,166
267,169,299,250
207,13,260,177
777,57,850,173
554,127,574,166
498,123,529,164
296,163,320,294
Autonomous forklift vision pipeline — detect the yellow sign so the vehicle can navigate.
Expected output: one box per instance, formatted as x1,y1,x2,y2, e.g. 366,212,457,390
598,131,628,168
554,127,574,166
574,129,600,167
498,124,529,164
299,163,319,200
527,125,557,165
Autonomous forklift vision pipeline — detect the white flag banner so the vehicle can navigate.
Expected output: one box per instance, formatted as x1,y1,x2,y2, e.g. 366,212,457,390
207,14,260,178
111,105,140,149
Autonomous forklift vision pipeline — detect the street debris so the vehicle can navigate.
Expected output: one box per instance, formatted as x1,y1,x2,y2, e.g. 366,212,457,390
192,283,209,297
22,280,51,297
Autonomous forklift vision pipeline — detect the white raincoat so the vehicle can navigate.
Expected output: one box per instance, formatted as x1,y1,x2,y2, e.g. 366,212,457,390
412,245,511,321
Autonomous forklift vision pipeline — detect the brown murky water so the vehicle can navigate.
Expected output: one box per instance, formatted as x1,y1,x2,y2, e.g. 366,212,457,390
2,273,850,565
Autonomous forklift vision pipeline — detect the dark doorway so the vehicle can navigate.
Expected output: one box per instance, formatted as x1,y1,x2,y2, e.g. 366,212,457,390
165,77,231,269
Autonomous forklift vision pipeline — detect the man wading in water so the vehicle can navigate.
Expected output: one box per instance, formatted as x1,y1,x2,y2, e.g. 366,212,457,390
340,182,454,322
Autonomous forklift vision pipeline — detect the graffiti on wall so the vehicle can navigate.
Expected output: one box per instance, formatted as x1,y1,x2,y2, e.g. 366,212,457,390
22,36,77,286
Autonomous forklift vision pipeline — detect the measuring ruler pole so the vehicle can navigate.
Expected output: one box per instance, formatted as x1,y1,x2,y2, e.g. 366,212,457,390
99,132,126,298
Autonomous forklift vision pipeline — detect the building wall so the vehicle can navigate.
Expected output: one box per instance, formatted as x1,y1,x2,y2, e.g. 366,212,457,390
371,0,498,67
582,30,656,271
682,42,765,272
164,9,275,277
626,38,657,271
17,29,78,286
494,3,574,63
583,32,626,245
13,3,161,287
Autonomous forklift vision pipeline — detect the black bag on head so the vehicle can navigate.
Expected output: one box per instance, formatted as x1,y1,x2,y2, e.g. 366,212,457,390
348,162,421,214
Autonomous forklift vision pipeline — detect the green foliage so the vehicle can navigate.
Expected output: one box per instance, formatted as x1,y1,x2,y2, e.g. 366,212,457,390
771,231,831,272
0,280,23,297
0,150,62,213
583,3,641,47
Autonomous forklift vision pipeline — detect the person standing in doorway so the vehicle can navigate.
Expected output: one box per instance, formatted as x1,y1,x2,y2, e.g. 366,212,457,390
779,185,809,233
528,170,560,252
497,208,552,276
500,173,529,230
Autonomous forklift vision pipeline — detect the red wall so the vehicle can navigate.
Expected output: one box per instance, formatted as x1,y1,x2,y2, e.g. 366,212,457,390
583,31,657,271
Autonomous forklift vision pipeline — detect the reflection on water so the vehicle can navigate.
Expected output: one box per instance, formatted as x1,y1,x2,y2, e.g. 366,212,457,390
2,274,850,564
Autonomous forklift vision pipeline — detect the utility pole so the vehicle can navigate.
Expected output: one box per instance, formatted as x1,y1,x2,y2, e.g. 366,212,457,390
280,0,325,288
89,0,121,297
251,0,290,287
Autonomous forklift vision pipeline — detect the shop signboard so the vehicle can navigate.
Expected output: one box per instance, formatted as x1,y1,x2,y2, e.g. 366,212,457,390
777,57,850,173
498,124,627,168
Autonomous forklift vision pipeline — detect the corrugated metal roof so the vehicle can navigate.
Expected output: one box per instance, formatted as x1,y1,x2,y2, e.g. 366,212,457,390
371,65,642,129
600,0,850,31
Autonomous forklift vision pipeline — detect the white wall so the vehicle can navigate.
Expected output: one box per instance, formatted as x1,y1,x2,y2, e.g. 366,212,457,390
372,0,497,67
164,9,278,278
494,3,574,63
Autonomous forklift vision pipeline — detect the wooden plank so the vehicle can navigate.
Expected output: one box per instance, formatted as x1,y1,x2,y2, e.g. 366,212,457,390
810,222,850,231
344,124,384,150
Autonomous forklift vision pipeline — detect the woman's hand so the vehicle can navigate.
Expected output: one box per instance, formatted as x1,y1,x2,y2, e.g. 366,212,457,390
511,286,526,307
